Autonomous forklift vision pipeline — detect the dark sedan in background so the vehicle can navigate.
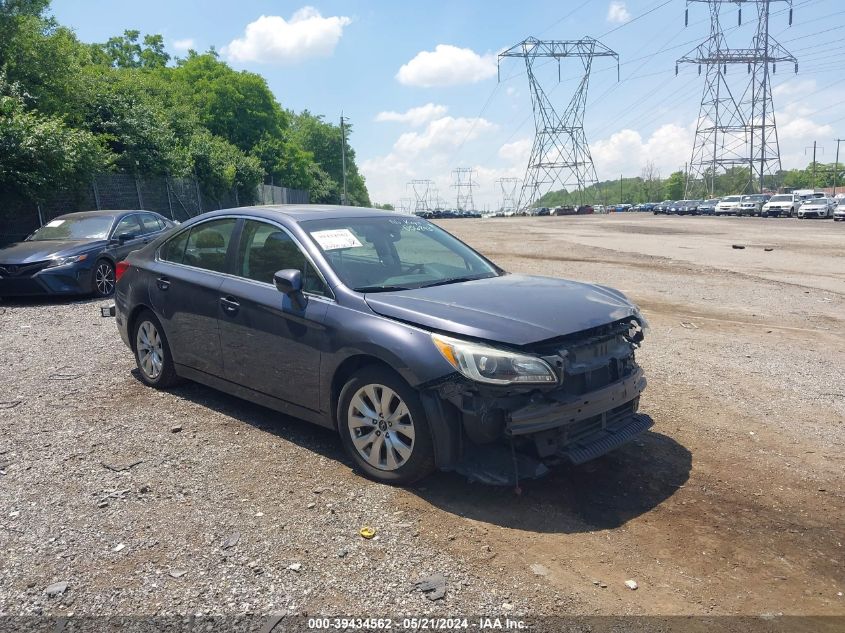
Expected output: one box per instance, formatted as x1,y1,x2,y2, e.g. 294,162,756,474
0,209,176,298
110,205,651,485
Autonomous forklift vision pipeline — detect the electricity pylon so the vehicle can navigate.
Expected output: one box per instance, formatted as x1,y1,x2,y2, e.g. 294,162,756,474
451,168,477,211
678,0,797,196
499,37,619,210
408,180,434,213
497,177,521,213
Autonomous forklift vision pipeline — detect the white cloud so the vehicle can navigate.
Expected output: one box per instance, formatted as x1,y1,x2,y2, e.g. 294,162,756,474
607,1,631,24
172,38,195,52
396,45,497,88
394,116,498,155
590,123,692,180
223,7,351,64
360,115,498,207
375,103,448,127
498,138,532,164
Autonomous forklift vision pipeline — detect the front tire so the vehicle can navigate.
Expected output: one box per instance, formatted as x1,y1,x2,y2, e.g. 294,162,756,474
337,367,436,485
92,259,115,297
132,310,180,388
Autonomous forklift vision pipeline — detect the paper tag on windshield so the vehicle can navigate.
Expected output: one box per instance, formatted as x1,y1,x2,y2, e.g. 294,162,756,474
311,229,362,251
45,220,64,227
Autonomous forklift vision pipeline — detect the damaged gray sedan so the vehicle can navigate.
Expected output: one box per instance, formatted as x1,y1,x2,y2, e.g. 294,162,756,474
110,206,651,485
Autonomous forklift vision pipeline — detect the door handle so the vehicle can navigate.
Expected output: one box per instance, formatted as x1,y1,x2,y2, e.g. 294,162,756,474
220,296,240,315
156,276,170,291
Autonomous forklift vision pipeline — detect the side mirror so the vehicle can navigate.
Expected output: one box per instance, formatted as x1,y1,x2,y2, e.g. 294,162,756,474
116,233,135,244
274,269,306,310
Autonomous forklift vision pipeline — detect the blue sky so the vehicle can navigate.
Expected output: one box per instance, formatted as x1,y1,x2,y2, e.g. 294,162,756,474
52,0,845,207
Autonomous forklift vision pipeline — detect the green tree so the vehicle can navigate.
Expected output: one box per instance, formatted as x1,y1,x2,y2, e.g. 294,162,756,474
91,30,170,69
0,75,106,198
664,171,685,200
251,134,314,191
291,111,370,205
188,129,262,205
172,53,286,152
75,67,188,175
0,5,92,116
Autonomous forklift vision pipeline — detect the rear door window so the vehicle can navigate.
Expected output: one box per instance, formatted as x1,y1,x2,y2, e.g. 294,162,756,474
182,219,237,273
138,213,164,235
159,219,237,271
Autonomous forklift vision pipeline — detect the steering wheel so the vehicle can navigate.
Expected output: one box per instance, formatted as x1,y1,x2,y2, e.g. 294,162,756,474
405,263,427,274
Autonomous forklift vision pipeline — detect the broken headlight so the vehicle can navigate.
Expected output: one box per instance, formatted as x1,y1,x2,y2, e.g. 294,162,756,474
431,333,557,385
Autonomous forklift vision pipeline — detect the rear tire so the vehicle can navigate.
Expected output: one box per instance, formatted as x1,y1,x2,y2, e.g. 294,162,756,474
132,310,180,388
337,366,436,485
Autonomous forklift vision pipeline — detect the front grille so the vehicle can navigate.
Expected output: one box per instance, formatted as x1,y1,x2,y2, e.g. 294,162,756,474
562,400,637,445
0,260,50,278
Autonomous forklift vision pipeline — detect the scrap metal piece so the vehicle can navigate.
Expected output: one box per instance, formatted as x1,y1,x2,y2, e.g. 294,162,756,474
454,443,549,486
414,573,447,600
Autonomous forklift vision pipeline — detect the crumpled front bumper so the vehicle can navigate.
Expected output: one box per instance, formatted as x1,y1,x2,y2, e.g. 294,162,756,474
507,368,647,435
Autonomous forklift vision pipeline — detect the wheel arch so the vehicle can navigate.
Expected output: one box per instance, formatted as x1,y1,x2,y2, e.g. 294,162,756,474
329,353,463,470
330,355,397,431
126,304,157,352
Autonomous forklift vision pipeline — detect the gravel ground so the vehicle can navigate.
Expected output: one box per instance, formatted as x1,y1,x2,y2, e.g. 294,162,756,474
0,213,843,620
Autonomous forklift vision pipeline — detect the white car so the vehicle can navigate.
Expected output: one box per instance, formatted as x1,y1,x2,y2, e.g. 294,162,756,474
762,193,801,217
737,194,769,217
833,197,845,221
797,197,836,219
715,195,742,215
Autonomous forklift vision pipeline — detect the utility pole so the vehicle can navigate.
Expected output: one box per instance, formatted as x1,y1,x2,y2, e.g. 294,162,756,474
340,114,349,205
834,138,843,195
498,37,619,211
619,174,623,204
678,0,797,197
805,142,822,188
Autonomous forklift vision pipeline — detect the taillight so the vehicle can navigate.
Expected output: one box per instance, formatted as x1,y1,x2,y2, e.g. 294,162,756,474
115,261,130,282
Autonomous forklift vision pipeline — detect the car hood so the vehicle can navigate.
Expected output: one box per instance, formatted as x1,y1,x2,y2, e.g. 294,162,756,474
364,274,640,346
0,239,105,264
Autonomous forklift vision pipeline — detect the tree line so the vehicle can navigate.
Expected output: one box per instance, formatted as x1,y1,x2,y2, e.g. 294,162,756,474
0,0,371,207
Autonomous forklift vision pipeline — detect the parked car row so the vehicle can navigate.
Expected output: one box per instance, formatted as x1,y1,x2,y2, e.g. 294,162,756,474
648,191,843,219
413,210,482,219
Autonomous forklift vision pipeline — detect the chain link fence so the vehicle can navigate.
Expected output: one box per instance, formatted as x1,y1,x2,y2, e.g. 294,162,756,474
0,174,309,246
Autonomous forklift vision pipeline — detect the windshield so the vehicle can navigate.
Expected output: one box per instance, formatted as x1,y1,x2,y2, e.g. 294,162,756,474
27,215,114,241
770,195,791,202
302,215,500,292
722,196,741,202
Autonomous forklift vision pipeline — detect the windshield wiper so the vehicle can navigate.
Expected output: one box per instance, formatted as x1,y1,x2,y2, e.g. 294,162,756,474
419,274,492,289
354,285,411,293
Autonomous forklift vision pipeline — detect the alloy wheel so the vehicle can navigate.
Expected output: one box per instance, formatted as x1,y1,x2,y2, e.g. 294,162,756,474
95,262,115,296
347,384,415,471
136,321,164,380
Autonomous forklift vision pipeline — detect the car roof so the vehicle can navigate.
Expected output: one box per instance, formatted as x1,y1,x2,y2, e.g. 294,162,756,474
55,209,156,219
197,204,409,224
